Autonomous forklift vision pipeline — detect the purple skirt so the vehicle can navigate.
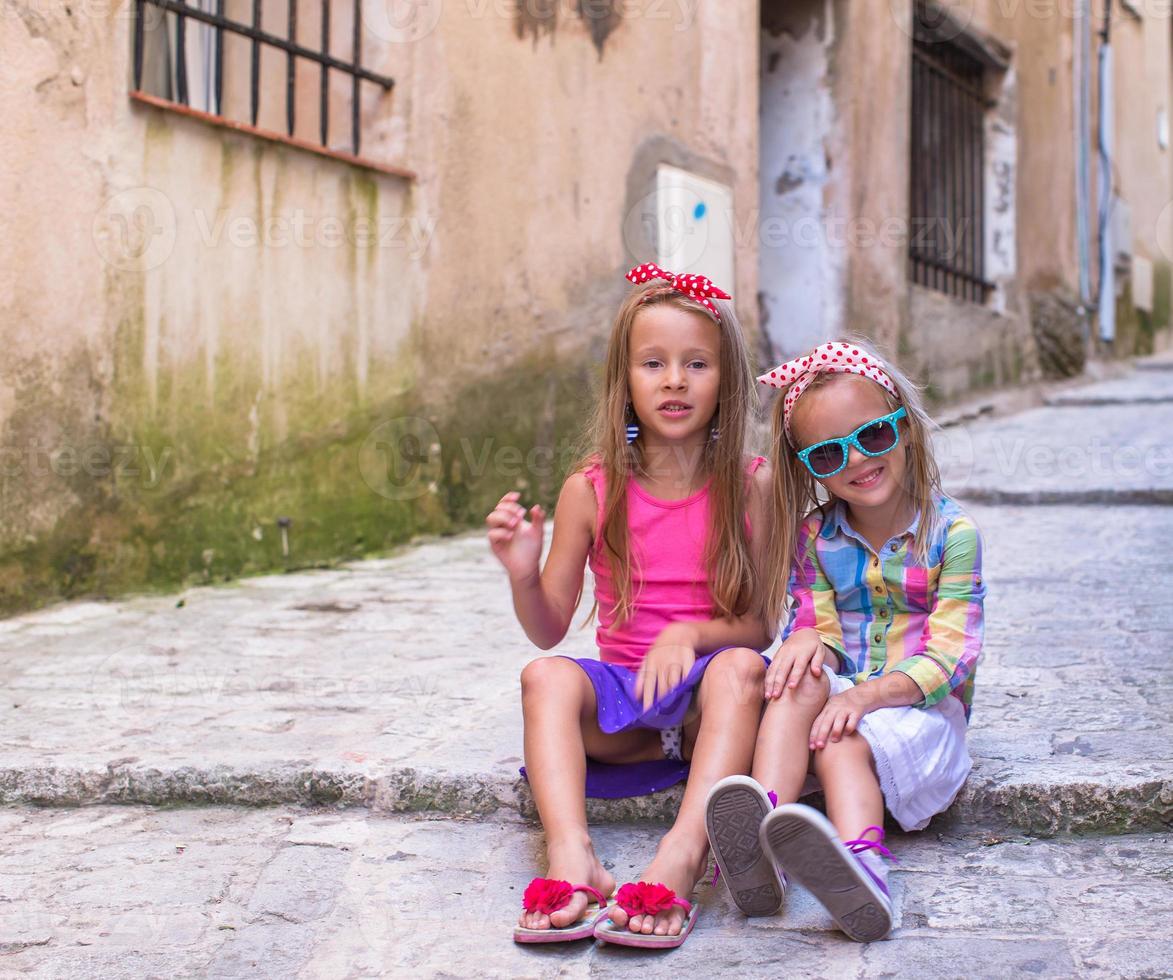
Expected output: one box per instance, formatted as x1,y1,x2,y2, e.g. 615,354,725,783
519,646,765,799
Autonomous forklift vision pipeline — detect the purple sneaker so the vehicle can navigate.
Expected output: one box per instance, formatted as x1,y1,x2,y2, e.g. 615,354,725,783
704,776,786,917
759,803,893,942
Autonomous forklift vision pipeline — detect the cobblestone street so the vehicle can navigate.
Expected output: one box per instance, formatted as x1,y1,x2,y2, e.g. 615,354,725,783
0,354,1170,978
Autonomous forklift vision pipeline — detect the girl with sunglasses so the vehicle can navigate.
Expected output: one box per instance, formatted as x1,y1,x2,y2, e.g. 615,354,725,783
703,341,985,943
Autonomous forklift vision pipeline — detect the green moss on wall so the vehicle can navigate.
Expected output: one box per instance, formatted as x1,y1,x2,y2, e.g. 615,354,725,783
1136,260,1172,354
0,346,593,617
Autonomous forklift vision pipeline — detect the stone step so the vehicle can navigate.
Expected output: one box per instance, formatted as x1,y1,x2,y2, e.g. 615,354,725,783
0,805,1169,978
1042,370,1173,406
0,761,1168,839
0,505,1169,837
936,399,1173,503
1135,352,1173,371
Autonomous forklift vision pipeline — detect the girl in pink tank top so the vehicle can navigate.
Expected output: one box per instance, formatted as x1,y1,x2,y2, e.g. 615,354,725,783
487,263,773,949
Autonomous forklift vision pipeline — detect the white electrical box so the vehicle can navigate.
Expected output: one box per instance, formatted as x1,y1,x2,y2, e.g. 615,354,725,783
654,165,736,294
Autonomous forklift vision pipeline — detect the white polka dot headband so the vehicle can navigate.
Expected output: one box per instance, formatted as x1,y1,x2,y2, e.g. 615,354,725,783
625,262,731,321
757,342,901,441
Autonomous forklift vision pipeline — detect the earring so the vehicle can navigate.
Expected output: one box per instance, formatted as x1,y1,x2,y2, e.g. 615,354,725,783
710,425,719,442
625,404,639,445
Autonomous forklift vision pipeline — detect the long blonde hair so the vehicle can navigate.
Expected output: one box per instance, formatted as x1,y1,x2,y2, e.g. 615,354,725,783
761,339,943,632
579,280,758,625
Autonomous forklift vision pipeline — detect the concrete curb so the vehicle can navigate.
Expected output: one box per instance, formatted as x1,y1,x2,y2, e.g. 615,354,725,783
1043,395,1173,407
955,488,1173,506
1,764,1168,837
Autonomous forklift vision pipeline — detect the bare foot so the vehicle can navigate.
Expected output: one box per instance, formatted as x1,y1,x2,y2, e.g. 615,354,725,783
607,830,708,937
518,835,616,931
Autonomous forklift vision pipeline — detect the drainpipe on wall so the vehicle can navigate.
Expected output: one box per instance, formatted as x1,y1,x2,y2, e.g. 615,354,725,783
1097,0,1115,343
1075,0,1093,310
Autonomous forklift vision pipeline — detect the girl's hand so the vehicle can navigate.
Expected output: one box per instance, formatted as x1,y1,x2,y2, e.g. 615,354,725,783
809,685,877,750
764,629,831,700
636,623,699,711
485,491,545,583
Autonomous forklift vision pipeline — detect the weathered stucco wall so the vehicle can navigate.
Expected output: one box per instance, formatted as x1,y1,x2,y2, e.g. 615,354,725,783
0,1,761,615
758,0,844,361
1102,8,1173,356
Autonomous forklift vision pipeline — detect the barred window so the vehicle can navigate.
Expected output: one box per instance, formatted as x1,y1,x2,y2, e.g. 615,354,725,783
908,4,993,303
132,1,397,168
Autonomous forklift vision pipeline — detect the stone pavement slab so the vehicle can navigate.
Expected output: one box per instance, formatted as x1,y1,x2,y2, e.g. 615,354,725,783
0,806,1168,979
1043,371,1173,405
0,501,1170,834
1135,350,1173,371
937,405,1173,504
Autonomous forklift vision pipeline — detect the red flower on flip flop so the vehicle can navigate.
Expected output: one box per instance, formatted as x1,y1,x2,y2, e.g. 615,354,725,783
615,881,677,916
522,878,573,914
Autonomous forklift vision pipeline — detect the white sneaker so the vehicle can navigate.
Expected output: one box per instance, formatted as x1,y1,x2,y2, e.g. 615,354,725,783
704,775,786,917
759,803,893,942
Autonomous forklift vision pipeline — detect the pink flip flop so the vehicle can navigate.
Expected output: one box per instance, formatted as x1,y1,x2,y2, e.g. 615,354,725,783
512,879,611,944
592,881,697,949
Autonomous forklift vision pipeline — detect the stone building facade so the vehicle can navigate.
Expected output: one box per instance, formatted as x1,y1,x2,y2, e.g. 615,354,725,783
1,0,1168,611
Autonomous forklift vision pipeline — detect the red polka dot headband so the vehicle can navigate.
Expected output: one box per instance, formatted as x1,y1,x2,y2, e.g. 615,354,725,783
757,342,901,441
625,262,731,321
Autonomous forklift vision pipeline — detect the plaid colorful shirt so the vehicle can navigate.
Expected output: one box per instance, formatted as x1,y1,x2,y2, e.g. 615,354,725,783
781,495,986,720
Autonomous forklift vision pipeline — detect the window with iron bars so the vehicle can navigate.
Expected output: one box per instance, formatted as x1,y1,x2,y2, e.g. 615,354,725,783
131,1,396,168
908,5,994,303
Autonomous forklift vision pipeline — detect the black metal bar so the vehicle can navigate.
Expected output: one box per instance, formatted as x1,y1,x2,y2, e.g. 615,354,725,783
961,79,970,302
251,0,261,125
909,52,919,287
976,94,987,297
139,0,394,88
287,0,297,135
176,0,189,105
134,0,146,90
320,0,330,146
214,0,224,114
916,53,926,289
352,0,361,156
967,72,976,302
930,52,940,292
948,48,956,296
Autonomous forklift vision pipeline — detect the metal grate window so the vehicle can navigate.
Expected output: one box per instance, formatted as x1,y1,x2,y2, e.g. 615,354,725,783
908,5,993,303
132,0,395,159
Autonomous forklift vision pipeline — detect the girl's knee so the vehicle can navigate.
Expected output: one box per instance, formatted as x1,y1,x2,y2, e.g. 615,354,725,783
708,646,766,684
788,667,830,707
520,656,576,699
700,647,765,708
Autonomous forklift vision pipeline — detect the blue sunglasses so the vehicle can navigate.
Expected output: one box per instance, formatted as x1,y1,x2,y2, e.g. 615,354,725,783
796,408,908,478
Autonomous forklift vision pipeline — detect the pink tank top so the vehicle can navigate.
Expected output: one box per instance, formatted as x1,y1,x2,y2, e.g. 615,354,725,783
581,456,766,669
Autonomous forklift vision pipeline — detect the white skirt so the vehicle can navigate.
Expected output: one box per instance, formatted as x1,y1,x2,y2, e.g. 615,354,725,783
802,670,972,832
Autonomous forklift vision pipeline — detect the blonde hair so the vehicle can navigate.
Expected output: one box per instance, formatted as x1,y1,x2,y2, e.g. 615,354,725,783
578,280,758,626
761,338,943,632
